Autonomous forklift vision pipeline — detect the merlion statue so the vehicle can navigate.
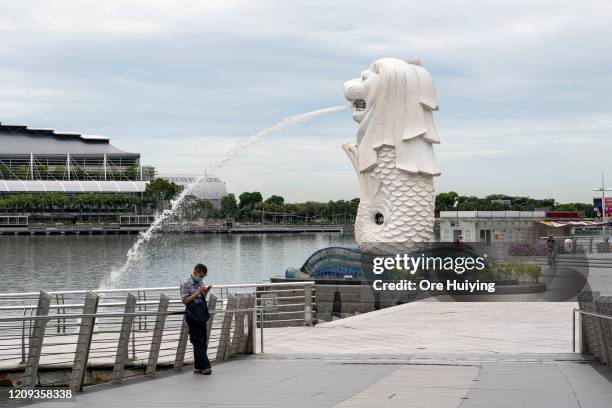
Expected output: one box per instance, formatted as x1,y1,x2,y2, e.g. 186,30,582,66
343,58,441,249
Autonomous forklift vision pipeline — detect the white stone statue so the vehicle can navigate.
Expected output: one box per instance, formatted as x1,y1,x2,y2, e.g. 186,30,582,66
343,58,441,249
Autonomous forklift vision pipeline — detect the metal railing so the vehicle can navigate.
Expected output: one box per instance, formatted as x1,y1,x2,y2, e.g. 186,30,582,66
574,292,612,370
543,235,612,254
0,281,315,392
572,309,612,352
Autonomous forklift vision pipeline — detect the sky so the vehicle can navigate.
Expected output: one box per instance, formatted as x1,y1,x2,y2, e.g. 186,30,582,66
1,0,611,203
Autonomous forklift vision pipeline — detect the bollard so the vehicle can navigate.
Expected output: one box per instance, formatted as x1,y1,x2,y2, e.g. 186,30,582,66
24,290,51,388
112,293,137,382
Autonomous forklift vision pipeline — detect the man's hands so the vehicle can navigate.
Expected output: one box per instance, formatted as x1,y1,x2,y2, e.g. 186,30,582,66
182,285,211,304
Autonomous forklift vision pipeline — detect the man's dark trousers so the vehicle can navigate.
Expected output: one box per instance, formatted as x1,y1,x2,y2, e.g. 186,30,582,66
186,314,211,369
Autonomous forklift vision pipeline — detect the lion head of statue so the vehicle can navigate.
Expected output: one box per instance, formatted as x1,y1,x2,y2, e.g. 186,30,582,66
343,58,441,176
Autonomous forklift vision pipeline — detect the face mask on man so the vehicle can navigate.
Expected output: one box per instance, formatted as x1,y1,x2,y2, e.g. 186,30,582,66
194,276,203,285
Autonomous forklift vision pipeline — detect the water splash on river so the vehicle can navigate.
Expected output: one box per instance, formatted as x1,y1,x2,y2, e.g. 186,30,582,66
99,104,348,289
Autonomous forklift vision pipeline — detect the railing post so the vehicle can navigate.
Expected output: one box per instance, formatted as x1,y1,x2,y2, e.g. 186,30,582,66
131,316,136,360
230,295,248,357
145,294,169,375
259,308,264,353
69,291,99,392
24,290,51,388
137,290,143,330
61,294,66,333
206,294,218,341
242,294,256,354
174,318,189,369
246,302,257,354
579,312,584,354
143,291,148,331
21,308,28,365
572,309,576,353
216,295,236,362
112,293,137,382
304,284,313,326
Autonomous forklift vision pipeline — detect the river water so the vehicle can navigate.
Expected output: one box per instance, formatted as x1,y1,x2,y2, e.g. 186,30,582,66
0,232,355,293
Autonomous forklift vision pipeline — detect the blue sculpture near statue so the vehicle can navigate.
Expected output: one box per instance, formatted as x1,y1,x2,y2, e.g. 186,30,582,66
285,247,363,280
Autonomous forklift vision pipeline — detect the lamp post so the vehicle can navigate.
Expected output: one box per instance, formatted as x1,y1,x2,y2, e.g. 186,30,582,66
594,170,611,236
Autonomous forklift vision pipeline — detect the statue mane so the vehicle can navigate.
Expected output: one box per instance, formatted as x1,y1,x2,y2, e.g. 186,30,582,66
356,58,441,175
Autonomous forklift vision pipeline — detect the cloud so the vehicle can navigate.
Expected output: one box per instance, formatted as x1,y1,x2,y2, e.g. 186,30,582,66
0,1,611,202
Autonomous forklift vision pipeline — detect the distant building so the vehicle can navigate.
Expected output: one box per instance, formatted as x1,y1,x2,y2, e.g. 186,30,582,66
160,175,228,208
0,122,152,195
491,199,512,206
438,211,603,244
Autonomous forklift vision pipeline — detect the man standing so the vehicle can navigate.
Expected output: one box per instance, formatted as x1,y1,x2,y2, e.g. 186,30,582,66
180,263,212,375
546,236,557,266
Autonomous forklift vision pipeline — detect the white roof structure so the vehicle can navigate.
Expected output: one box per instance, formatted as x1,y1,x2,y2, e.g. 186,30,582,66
0,180,147,193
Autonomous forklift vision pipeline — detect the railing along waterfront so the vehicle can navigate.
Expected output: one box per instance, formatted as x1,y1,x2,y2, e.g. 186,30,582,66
573,292,612,370
540,235,611,254
0,281,315,392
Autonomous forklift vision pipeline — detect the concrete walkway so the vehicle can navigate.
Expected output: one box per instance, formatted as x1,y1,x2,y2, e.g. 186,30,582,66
265,300,577,355
18,355,612,408
11,300,612,407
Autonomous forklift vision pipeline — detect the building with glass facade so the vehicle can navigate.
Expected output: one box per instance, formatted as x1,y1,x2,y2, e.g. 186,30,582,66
0,122,152,194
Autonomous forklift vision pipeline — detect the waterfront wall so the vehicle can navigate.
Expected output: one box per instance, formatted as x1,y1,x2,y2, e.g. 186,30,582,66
0,223,348,235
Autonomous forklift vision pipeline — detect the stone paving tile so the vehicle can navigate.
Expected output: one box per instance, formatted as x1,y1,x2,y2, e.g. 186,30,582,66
265,302,577,356
461,362,612,408
333,365,479,408
19,357,612,408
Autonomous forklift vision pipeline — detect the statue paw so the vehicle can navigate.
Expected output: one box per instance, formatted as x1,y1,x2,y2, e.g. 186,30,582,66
342,142,359,170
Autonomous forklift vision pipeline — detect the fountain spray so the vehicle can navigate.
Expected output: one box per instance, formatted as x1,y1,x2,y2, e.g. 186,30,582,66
100,104,348,288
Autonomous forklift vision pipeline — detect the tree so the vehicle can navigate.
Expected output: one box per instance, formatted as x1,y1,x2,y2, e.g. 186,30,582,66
238,192,263,221
555,203,592,213
220,194,238,219
238,192,263,209
177,194,201,221
265,195,284,206
145,178,182,209
200,199,214,218
435,192,459,212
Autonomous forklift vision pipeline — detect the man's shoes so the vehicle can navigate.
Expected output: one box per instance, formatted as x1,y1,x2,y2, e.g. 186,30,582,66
193,369,202,374
201,368,212,375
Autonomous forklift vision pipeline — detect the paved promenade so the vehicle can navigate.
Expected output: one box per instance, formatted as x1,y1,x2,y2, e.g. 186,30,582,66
265,300,577,355
16,299,612,408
